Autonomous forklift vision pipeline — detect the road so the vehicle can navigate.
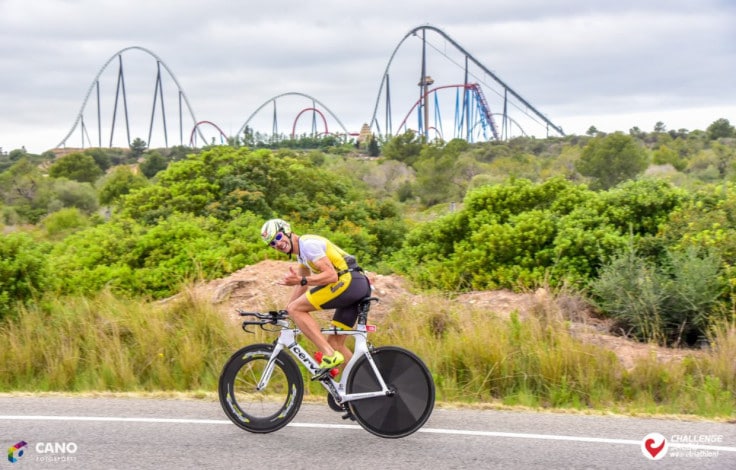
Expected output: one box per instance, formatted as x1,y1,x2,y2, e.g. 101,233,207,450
1,396,735,469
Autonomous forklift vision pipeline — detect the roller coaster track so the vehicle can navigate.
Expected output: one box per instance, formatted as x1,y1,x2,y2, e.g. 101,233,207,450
395,83,501,141
56,46,202,149
369,24,565,140
56,26,564,149
468,84,499,141
189,120,228,147
235,92,350,140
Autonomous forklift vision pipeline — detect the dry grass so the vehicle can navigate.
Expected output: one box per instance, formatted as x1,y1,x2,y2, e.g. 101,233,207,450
0,288,734,419
0,289,242,392
371,291,735,418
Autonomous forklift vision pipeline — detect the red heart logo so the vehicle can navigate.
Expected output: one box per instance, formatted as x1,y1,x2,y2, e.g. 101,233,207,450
645,438,665,458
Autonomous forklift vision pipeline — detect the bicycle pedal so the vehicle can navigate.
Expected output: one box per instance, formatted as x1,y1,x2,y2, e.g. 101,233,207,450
310,368,331,381
342,410,356,421
311,367,340,381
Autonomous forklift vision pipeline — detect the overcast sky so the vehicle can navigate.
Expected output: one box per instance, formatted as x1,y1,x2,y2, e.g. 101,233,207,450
1,0,735,154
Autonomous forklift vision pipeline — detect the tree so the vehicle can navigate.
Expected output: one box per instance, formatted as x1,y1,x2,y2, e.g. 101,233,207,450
411,139,475,206
164,145,192,162
83,148,113,171
130,138,147,159
706,118,735,140
367,136,380,157
0,157,54,222
413,147,458,206
48,152,104,183
381,131,424,167
712,142,736,178
97,166,148,206
652,145,686,171
575,132,649,190
49,179,99,214
8,148,27,162
139,151,168,178
629,126,644,139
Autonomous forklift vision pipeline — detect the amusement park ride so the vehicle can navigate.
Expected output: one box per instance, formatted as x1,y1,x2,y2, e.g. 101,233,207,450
56,25,564,151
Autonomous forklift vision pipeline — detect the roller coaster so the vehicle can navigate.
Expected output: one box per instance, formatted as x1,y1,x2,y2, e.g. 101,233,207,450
56,25,564,151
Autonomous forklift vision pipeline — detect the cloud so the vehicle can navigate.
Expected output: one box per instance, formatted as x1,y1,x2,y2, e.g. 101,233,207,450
1,0,734,152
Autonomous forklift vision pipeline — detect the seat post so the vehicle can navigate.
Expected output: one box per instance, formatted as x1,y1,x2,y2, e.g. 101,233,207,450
356,297,379,326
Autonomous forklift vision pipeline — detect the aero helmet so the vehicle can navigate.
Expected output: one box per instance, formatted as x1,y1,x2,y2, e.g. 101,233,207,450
261,218,291,245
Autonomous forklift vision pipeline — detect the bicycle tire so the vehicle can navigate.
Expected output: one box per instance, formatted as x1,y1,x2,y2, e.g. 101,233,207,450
346,346,435,438
218,343,304,433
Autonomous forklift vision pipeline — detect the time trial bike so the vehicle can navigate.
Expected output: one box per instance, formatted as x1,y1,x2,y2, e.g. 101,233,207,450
218,296,435,438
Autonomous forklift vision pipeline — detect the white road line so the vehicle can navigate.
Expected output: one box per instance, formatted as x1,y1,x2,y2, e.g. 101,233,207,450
0,415,229,425
419,428,736,452
2,415,735,452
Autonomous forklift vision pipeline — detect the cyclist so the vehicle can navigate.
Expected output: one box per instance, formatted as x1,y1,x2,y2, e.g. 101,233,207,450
261,218,371,373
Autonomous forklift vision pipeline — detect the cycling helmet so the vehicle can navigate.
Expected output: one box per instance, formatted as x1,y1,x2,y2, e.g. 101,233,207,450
261,218,291,245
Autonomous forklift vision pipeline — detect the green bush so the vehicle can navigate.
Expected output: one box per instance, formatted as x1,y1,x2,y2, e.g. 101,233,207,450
41,147,407,299
389,177,690,292
50,178,99,213
97,166,149,206
590,246,726,345
48,152,104,183
0,233,51,318
575,132,649,189
48,213,266,298
40,207,91,239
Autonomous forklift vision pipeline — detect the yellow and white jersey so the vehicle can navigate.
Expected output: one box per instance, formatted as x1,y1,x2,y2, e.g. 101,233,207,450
296,234,358,274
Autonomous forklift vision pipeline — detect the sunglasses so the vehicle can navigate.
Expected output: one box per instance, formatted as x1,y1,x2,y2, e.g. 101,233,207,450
269,232,285,247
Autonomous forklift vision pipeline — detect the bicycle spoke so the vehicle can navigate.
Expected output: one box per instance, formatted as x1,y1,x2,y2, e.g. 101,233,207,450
218,344,304,433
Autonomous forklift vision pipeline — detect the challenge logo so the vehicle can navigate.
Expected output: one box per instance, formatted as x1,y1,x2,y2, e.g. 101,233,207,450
641,432,668,460
8,441,28,463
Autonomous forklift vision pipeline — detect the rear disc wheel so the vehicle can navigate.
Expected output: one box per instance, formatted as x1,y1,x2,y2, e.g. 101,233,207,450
346,346,435,438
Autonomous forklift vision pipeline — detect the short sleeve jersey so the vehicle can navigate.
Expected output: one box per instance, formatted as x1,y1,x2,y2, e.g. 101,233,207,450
296,234,357,274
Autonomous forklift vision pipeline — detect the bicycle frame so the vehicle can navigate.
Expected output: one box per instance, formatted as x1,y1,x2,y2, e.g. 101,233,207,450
221,300,435,438
256,321,392,405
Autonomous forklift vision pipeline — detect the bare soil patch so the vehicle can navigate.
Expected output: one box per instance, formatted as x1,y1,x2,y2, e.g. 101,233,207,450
191,260,703,370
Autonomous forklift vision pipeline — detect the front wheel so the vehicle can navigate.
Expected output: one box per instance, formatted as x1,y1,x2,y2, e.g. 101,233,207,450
218,344,304,433
346,346,435,438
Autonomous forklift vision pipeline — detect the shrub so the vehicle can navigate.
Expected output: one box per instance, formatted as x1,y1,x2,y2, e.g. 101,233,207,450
588,247,667,344
40,207,90,239
0,233,51,318
590,245,726,345
48,152,104,183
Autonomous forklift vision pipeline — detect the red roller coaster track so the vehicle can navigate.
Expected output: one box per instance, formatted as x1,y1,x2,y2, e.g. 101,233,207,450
189,120,228,146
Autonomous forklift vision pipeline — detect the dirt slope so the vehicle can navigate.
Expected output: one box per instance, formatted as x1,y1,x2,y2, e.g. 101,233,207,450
191,260,699,370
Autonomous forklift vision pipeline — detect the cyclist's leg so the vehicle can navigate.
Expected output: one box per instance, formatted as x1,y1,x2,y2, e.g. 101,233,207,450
321,274,372,363
327,329,352,363
286,295,338,357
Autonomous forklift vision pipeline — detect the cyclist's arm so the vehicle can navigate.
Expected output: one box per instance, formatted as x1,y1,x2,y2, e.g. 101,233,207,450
298,238,340,286
286,264,311,303
305,256,338,286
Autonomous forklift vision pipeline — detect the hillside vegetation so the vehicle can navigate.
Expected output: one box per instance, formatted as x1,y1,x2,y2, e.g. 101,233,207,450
1,121,736,417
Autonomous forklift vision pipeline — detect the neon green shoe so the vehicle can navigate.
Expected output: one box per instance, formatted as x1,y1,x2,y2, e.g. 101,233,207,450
318,351,344,369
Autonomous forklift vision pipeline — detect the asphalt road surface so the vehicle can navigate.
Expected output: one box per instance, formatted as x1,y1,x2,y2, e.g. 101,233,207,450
1,396,735,469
